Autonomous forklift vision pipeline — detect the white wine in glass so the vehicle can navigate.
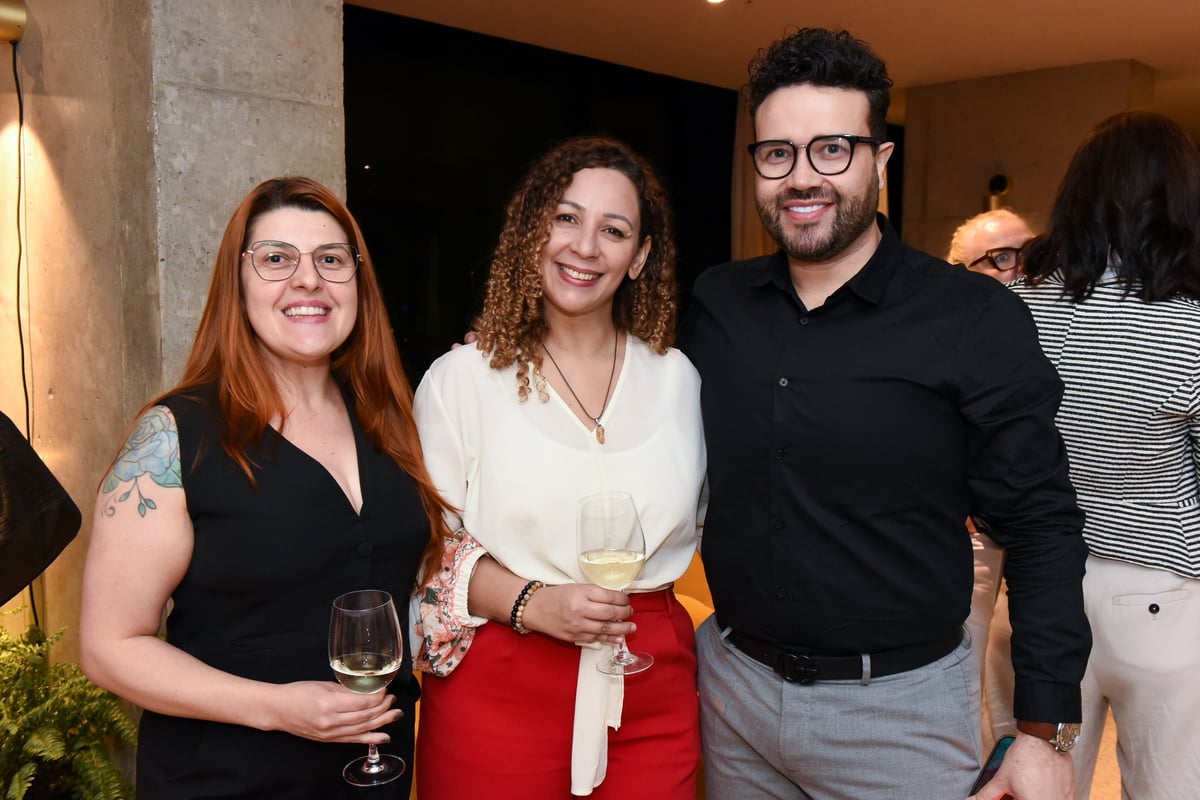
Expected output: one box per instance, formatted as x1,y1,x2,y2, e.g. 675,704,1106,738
579,549,646,589
577,491,653,675
328,589,406,786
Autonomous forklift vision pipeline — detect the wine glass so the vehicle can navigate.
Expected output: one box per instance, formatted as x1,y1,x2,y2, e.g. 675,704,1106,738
577,491,653,675
328,589,405,786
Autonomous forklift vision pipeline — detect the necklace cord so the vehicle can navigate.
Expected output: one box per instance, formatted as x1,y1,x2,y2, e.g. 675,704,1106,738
541,333,619,427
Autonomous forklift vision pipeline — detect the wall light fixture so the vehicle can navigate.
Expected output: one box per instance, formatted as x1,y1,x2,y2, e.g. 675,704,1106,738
1,0,26,43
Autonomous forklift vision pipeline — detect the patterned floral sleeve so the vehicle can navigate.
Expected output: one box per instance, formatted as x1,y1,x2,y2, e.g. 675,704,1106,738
413,528,488,677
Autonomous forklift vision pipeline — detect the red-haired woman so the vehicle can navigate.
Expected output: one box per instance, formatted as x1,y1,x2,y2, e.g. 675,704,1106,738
80,177,448,799
413,137,705,798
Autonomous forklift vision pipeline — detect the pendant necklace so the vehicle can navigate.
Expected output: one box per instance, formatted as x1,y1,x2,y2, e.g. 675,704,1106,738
541,333,618,445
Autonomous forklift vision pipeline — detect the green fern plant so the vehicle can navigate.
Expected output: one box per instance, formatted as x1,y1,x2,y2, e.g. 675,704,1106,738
0,617,136,800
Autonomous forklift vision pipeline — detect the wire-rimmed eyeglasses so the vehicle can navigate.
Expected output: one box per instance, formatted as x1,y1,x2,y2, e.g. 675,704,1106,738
242,240,361,283
967,246,1026,275
747,134,883,179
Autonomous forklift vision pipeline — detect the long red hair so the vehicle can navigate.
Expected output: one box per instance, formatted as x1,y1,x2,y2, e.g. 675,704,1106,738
142,177,451,581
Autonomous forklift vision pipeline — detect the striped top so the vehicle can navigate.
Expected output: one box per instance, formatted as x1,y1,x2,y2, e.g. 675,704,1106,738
1012,275,1200,578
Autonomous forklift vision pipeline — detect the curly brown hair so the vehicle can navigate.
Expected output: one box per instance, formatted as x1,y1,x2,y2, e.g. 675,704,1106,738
474,136,678,401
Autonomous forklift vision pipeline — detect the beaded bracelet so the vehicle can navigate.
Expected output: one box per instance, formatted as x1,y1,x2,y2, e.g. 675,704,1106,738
510,579,545,635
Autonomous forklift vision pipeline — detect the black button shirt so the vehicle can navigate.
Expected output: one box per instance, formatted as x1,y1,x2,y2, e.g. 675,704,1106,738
679,217,1089,721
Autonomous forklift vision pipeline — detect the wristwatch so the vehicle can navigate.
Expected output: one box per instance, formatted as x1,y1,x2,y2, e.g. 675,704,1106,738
1017,721,1081,753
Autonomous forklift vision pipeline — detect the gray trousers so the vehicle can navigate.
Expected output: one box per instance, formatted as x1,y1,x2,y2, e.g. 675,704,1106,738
697,617,983,800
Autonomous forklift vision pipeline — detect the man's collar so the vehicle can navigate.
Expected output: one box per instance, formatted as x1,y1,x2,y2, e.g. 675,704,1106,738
845,214,900,305
749,213,899,306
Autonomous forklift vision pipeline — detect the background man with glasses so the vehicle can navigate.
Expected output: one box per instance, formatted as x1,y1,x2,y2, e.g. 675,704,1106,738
949,208,1036,283
679,28,1089,799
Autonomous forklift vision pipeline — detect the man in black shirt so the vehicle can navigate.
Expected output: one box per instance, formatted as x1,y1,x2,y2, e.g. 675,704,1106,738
679,29,1089,800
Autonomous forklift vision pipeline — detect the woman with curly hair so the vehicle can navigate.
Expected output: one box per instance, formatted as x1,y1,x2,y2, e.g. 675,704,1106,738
412,136,705,798
80,177,448,798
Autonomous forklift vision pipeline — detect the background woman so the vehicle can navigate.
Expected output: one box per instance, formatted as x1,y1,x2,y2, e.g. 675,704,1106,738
1013,111,1200,800
80,177,448,799
413,136,705,798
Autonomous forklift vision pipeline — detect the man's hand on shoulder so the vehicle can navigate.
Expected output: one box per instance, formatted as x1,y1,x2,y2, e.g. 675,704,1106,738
967,732,1074,800
450,331,479,351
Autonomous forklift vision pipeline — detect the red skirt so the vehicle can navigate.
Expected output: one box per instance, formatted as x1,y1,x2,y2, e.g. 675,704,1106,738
415,588,700,799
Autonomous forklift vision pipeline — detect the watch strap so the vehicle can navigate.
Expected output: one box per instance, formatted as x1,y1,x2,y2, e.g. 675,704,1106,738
1016,721,1057,740
1017,720,1079,753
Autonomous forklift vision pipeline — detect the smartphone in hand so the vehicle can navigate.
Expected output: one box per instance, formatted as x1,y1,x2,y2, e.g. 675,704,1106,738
970,734,1016,796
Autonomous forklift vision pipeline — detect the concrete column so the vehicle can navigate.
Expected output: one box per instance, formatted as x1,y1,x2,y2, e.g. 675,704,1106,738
901,60,1154,257
0,0,345,661
152,0,346,374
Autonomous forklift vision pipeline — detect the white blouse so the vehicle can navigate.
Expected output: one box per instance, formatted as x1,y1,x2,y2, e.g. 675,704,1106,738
413,336,706,794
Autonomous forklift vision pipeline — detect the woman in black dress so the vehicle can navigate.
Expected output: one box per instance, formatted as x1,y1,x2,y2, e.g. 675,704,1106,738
80,177,449,798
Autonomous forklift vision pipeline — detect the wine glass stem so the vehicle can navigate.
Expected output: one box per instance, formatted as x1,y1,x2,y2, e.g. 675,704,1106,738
363,743,384,773
613,635,632,665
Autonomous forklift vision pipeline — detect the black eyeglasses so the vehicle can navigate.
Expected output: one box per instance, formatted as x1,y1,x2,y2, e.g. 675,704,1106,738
967,247,1025,274
242,240,361,283
747,135,883,179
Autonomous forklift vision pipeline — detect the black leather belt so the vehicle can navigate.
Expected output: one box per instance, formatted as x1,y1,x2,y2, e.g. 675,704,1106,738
726,628,963,685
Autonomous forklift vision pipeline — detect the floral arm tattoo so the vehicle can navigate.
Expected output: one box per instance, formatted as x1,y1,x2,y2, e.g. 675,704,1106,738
101,406,183,518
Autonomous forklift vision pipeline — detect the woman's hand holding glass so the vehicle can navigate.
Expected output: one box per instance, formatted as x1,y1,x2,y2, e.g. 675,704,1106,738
261,677,400,744
518,581,635,646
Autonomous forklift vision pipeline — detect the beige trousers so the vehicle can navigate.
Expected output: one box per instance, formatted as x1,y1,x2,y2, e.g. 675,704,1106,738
1073,555,1200,800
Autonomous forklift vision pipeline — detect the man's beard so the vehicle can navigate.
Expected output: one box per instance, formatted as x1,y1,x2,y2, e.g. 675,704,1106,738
757,181,879,263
